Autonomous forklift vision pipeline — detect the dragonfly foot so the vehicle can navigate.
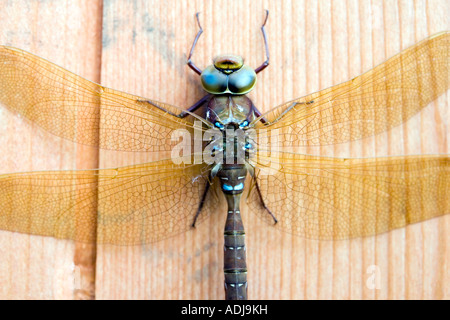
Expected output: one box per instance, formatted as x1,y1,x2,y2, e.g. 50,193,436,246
267,209,278,225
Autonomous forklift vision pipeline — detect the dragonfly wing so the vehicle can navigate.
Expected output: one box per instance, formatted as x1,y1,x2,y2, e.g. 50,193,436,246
0,46,209,152
247,153,449,240
0,159,217,245
254,32,449,148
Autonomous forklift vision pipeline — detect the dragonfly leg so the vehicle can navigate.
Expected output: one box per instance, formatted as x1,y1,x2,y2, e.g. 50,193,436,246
264,100,314,125
252,103,269,124
254,10,270,74
192,181,211,228
254,178,278,224
187,12,204,75
138,94,211,118
177,94,211,118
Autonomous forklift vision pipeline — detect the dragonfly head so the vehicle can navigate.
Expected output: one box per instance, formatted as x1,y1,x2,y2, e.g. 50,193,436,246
201,54,256,95
213,55,244,74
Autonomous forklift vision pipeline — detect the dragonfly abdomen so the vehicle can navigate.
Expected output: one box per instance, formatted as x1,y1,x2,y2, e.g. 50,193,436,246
223,208,247,300
217,165,248,300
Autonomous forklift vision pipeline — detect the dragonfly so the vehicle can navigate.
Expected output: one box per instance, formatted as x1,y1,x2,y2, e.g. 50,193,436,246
0,10,448,300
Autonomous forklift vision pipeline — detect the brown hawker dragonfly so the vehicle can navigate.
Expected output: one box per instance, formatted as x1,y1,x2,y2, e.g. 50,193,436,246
0,11,448,300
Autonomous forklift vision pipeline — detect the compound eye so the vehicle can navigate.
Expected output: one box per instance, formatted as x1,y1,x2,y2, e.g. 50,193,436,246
201,65,228,94
214,121,224,129
227,65,256,94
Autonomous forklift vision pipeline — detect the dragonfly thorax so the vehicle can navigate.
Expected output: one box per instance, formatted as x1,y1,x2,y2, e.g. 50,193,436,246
200,54,256,95
205,96,256,172
207,95,255,129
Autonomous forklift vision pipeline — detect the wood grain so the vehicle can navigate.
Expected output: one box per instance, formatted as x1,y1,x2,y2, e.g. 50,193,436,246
0,0,448,300
0,0,102,300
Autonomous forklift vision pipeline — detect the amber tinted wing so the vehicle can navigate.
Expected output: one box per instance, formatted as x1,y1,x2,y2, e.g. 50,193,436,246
0,159,216,245
254,32,449,148
248,154,449,240
0,46,209,152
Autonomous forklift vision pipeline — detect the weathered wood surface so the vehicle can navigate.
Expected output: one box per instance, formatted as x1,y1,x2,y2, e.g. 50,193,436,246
0,0,448,299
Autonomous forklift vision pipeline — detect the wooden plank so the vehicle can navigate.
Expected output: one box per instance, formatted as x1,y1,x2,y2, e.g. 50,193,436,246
97,0,449,300
0,0,103,299
0,0,448,300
